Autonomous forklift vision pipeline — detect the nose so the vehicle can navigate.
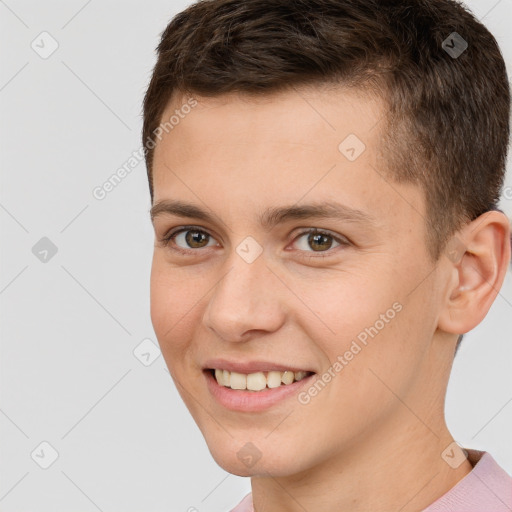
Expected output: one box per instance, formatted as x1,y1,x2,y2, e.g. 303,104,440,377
202,248,286,342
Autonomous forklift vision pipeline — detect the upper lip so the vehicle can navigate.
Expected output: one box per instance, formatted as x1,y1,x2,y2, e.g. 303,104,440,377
203,358,315,374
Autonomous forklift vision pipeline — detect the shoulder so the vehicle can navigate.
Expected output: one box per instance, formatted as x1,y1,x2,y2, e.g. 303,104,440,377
228,451,512,512
229,492,253,512
423,448,512,512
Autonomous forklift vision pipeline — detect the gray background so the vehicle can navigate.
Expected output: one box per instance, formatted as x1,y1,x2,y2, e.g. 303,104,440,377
1,1,511,510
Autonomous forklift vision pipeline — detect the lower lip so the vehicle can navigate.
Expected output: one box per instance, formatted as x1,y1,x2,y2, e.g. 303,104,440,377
204,370,316,412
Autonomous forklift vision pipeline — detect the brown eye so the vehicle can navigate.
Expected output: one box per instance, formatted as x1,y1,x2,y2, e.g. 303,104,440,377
308,232,334,251
295,228,350,258
162,227,218,251
184,230,210,248
294,229,343,253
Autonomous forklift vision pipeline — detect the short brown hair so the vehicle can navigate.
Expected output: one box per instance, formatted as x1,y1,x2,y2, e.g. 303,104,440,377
142,0,510,263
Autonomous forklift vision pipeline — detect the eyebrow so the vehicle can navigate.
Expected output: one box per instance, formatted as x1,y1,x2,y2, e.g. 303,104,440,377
150,199,377,231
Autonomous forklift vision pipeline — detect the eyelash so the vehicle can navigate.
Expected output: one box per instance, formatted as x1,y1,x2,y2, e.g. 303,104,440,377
158,225,349,259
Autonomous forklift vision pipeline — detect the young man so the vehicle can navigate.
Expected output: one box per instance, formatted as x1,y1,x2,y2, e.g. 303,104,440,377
142,0,512,510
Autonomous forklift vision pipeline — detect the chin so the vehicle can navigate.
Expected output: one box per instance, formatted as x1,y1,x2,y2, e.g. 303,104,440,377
206,438,307,478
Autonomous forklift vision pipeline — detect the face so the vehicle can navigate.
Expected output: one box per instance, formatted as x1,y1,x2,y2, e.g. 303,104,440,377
150,86,451,477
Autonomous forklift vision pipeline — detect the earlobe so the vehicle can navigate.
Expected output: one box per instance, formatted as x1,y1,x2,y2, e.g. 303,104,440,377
438,210,511,336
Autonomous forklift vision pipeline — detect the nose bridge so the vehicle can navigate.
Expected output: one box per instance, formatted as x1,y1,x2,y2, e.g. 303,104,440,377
202,244,285,340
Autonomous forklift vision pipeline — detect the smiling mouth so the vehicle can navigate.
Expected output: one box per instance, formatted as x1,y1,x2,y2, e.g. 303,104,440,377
207,368,315,391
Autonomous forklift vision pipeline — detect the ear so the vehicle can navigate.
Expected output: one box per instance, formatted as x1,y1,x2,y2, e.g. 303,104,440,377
437,210,511,335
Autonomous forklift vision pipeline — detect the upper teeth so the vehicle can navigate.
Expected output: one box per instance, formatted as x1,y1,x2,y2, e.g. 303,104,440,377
214,369,310,391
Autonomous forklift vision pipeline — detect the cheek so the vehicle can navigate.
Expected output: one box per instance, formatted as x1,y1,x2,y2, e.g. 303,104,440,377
317,294,432,427
149,267,173,338
149,258,205,356
291,269,401,354
295,269,422,400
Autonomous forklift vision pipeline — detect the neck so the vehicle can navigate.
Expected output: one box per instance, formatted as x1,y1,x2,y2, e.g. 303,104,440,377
250,337,473,512
250,417,472,512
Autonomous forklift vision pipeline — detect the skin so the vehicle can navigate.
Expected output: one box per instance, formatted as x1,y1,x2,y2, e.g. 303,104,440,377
149,85,511,512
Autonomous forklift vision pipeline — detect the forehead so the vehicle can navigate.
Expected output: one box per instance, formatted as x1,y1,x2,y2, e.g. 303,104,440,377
155,85,384,159
151,86,425,237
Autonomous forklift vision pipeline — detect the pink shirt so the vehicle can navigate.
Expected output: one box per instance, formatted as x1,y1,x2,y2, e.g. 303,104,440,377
229,449,512,511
